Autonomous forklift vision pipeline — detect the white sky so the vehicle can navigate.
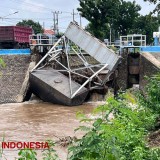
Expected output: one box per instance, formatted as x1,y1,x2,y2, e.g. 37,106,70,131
0,0,158,32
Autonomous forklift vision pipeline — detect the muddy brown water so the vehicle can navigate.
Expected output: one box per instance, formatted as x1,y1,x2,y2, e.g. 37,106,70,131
0,101,103,160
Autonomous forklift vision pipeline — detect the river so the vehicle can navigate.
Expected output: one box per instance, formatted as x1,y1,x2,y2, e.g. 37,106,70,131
0,101,103,160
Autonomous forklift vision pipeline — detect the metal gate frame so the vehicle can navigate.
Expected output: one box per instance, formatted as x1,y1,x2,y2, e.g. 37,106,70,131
31,35,109,98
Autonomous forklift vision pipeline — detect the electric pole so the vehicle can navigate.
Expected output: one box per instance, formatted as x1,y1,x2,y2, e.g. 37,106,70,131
56,11,62,34
79,13,82,27
52,11,62,35
72,9,78,22
43,22,45,30
53,12,56,31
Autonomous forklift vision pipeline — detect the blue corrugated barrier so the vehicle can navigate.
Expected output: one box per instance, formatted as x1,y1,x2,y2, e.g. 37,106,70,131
0,49,30,55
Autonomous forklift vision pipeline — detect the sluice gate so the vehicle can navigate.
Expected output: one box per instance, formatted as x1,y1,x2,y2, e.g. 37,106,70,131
30,22,121,106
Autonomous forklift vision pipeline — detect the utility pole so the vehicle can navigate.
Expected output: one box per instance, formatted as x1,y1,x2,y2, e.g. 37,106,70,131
53,12,56,32
52,11,62,35
43,22,45,30
79,13,82,27
110,26,112,45
56,11,62,34
72,9,78,22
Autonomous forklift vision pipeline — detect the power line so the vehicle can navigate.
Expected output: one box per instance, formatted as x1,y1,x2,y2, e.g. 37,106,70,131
1,1,87,31
8,0,76,15
1,0,81,17
0,5,50,14
5,15,77,20
1,11,18,19
0,19,16,25
9,0,53,11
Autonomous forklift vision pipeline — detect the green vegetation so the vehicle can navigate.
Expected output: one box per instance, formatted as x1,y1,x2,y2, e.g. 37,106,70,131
133,15,159,44
138,74,160,113
78,0,159,44
0,58,6,76
16,19,43,34
78,0,141,40
15,140,59,160
42,140,59,160
18,149,37,160
67,74,160,160
0,58,5,68
68,97,158,159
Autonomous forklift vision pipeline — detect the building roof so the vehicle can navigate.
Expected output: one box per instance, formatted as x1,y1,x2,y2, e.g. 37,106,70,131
43,29,54,35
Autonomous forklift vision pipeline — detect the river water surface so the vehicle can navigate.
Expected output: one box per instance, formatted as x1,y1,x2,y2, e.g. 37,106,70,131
0,101,102,160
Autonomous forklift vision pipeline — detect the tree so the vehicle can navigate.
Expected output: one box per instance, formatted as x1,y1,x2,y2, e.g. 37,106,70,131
113,0,141,35
133,15,159,44
85,23,110,40
78,0,120,40
16,19,43,34
144,0,158,3
78,0,141,40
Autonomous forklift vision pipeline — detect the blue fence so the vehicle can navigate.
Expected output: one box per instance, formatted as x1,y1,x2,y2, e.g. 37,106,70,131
0,49,30,55
140,46,160,52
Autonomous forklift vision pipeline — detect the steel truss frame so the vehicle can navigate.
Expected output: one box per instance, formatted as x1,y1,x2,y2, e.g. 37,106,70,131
31,35,108,98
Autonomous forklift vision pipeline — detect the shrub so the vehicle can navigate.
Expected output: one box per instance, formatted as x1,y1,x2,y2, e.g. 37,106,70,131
68,73,160,160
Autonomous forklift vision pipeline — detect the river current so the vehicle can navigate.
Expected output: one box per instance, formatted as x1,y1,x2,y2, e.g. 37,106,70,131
0,101,103,159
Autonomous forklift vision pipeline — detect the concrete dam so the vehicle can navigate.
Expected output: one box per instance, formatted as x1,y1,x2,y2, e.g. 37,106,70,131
0,23,160,105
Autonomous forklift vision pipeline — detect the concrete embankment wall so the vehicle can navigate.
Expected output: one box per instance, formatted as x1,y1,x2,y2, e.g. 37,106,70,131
139,52,160,90
116,51,160,91
0,55,31,103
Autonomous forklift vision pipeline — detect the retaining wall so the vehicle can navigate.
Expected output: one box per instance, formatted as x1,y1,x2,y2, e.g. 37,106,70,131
0,55,31,103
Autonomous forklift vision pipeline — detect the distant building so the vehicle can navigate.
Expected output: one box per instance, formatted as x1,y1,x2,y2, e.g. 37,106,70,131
43,29,54,35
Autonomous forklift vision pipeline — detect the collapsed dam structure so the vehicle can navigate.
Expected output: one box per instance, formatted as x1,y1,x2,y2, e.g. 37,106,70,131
0,22,160,105
29,22,120,105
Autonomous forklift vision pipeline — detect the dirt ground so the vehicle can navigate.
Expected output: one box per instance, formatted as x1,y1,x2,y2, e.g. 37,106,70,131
148,130,160,147
148,118,160,148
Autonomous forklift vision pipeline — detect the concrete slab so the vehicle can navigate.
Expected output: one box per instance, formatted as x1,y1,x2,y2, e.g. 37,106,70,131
29,69,89,106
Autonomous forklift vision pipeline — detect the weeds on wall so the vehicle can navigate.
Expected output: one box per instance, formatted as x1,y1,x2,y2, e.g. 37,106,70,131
0,57,6,76
0,58,6,68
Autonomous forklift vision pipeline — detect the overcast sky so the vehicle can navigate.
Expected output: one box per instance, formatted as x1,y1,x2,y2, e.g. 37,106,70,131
0,0,158,32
